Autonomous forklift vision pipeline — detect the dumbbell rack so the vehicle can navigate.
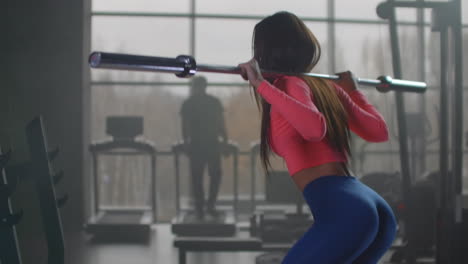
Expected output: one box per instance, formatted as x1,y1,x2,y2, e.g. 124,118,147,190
0,149,22,264
26,116,67,264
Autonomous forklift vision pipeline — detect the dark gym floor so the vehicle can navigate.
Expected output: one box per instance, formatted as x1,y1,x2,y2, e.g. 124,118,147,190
68,224,395,264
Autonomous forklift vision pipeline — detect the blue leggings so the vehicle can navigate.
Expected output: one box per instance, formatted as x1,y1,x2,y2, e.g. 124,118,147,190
282,175,397,264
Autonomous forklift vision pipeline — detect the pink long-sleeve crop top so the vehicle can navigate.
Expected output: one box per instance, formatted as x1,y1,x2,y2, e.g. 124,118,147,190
257,76,389,176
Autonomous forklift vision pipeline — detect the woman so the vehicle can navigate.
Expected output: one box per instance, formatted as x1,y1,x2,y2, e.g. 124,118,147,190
238,11,397,264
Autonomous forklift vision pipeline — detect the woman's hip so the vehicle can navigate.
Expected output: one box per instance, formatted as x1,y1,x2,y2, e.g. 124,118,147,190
302,175,394,222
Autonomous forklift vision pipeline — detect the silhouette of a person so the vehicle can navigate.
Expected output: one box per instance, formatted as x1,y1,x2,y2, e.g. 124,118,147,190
180,76,228,220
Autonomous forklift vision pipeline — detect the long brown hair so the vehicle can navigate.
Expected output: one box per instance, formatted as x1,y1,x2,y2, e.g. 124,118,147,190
252,11,351,174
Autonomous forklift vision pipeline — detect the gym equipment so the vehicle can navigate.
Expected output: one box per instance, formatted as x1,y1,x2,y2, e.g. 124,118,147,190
249,170,313,243
377,0,464,263
26,116,66,264
358,111,436,223
0,149,22,264
173,236,290,264
171,141,239,237
249,143,313,244
88,52,427,94
85,116,156,241
255,252,285,264
1,117,66,264
462,209,468,263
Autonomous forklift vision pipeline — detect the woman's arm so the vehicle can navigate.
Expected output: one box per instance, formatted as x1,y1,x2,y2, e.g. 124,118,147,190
333,82,389,142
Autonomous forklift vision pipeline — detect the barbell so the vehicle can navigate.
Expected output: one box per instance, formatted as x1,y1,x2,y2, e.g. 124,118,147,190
89,51,427,93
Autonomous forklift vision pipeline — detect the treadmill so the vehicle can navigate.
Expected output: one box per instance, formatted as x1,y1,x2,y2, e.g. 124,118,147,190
171,141,239,237
85,116,157,241
249,142,313,243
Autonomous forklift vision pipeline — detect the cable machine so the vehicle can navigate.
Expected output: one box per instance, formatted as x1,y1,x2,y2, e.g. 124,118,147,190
377,0,464,262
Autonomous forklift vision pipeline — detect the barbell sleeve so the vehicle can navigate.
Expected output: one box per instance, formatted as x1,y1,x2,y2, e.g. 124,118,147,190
89,52,197,77
89,52,427,93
